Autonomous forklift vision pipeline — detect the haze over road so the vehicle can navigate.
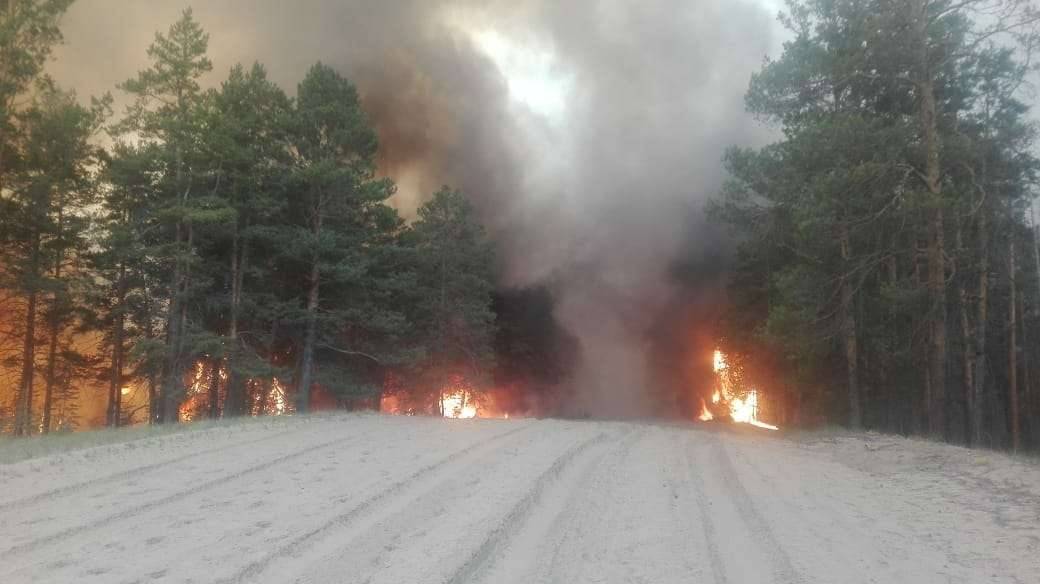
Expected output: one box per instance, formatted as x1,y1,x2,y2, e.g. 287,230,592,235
1,414,1037,583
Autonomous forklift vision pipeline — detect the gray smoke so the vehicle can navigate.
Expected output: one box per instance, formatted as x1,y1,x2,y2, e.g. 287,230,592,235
50,0,776,417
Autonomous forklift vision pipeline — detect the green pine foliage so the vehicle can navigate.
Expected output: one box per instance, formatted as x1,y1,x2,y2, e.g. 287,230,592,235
1,6,501,432
713,0,1040,449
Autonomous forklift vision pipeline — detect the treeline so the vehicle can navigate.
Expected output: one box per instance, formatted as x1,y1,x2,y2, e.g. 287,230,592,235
0,4,498,433
714,0,1040,450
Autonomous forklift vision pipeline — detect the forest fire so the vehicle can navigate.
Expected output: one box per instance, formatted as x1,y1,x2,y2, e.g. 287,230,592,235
379,373,515,420
697,399,714,421
705,349,778,431
174,359,293,422
178,361,215,423
439,386,514,419
441,391,478,419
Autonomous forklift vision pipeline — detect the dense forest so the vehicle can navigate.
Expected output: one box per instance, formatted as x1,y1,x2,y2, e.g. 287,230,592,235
714,0,1040,450
0,3,574,433
5,0,1040,455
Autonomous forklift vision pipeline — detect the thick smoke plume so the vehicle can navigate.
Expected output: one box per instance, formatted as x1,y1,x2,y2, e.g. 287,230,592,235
51,1,775,417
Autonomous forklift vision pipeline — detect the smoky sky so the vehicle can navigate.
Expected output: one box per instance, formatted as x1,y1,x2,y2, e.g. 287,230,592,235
50,0,777,417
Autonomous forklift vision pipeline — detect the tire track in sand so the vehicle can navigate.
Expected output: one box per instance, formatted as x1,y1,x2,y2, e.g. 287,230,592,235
468,425,645,584
702,431,802,584
444,426,629,584
0,423,315,513
684,432,734,584
0,423,381,560
215,422,537,584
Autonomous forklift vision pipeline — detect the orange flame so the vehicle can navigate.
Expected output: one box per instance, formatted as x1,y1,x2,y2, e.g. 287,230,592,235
178,361,210,422
710,349,778,431
697,398,714,421
441,390,478,419
381,375,517,420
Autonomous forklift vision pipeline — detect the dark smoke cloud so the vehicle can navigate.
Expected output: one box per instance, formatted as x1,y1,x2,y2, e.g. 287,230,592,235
49,0,776,417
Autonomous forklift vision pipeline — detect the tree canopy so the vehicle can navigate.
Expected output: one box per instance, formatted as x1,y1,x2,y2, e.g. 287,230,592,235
713,0,1040,449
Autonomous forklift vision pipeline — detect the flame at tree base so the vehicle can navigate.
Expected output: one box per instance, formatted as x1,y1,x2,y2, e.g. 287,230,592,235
748,419,779,430
380,374,513,420
697,398,714,421
703,349,779,431
727,389,778,430
441,390,478,419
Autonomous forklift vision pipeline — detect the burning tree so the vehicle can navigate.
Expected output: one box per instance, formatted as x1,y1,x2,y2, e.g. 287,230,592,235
400,188,497,415
1,53,105,435
701,349,778,430
1,8,502,434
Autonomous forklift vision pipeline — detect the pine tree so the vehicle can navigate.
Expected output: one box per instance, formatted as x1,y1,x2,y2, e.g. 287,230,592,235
116,8,215,423
1,0,77,435
407,187,496,412
714,0,1040,447
282,63,396,413
28,88,104,433
196,63,291,417
89,141,164,426
0,0,75,193
1,85,101,435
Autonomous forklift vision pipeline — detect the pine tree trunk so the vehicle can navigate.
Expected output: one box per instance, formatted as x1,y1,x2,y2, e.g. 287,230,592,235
14,230,41,436
927,206,948,438
1017,282,1030,446
297,213,322,414
147,373,158,425
16,291,39,435
298,274,319,415
1009,237,1021,451
161,137,191,424
225,230,241,416
142,278,160,424
840,222,862,428
161,220,185,424
106,329,123,428
208,357,221,419
912,234,927,435
166,220,194,422
41,319,58,434
974,207,989,447
1030,209,1040,441
1033,207,1040,308
886,252,901,433
107,263,127,427
224,229,247,416
41,250,63,435
912,0,948,439
956,224,975,445
437,240,448,417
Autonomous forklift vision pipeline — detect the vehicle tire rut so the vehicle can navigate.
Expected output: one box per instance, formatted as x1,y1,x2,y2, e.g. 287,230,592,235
0,426,370,559
443,427,623,584
494,426,646,584
216,422,536,584
0,424,310,513
709,433,802,584
683,434,731,584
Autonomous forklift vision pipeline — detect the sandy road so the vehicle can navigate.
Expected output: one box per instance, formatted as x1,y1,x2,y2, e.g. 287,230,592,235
1,414,1038,583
